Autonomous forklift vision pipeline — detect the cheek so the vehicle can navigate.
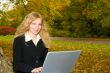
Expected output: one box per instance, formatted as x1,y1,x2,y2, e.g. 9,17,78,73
39,26,42,29
29,25,34,30
31,24,36,28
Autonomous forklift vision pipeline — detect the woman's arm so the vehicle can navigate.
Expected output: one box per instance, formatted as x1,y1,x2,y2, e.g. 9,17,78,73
13,37,34,72
39,47,48,67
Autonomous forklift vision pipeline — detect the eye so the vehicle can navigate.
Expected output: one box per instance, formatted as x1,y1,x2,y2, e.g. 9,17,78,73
38,23,42,26
31,22,42,26
32,23,36,25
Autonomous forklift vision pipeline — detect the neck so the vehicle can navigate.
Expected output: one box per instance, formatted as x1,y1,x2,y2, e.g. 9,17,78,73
28,31,37,39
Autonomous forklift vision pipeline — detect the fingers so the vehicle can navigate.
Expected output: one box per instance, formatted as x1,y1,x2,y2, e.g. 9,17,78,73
38,67,42,71
31,67,42,73
34,69,40,73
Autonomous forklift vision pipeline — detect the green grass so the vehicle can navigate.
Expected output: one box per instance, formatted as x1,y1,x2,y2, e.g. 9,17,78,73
0,35,14,41
50,39,110,73
0,35,110,73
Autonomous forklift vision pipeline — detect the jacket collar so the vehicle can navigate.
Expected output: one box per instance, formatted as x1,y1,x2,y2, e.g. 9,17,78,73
25,32,41,45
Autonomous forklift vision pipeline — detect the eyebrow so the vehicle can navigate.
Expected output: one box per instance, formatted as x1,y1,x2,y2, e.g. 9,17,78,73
32,22,42,25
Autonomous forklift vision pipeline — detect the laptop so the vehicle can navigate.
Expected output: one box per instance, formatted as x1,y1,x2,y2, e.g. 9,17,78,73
41,50,81,73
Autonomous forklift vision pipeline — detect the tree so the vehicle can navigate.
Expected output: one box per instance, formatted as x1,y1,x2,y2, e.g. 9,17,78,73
0,0,71,37
60,0,110,37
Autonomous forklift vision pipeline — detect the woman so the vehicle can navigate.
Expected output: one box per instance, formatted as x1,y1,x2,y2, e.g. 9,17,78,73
13,12,49,73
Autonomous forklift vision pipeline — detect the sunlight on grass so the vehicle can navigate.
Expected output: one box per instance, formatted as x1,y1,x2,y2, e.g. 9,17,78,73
0,35,14,41
50,39,110,73
0,36,110,73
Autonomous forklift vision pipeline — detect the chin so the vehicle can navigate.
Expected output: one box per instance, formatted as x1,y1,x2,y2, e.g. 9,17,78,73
33,30,40,35
33,32,39,35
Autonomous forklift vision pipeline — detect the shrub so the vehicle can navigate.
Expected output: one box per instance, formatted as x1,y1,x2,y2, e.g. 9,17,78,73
50,29,70,37
0,26,16,35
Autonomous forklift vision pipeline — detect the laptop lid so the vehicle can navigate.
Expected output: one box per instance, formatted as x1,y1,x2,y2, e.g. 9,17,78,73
41,50,81,73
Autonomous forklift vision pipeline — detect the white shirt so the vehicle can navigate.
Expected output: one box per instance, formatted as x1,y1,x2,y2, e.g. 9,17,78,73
25,32,41,46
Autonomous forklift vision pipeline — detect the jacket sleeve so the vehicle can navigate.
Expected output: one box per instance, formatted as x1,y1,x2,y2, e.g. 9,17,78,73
39,47,48,67
13,37,34,72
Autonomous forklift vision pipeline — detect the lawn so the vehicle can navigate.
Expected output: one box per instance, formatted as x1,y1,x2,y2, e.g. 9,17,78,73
0,35,110,73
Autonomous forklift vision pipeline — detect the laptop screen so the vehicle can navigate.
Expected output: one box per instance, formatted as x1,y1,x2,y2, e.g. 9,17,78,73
41,50,81,73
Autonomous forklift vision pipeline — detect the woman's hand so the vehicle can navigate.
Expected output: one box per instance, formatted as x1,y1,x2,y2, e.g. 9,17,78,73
31,67,42,73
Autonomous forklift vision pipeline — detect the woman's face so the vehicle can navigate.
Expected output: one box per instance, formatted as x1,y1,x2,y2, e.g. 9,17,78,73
29,18,42,35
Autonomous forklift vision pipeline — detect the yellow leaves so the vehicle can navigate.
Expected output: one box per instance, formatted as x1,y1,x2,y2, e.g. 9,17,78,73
50,39,110,72
56,1,63,11
0,41,13,62
49,1,55,9
1,36,110,72
49,0,71,11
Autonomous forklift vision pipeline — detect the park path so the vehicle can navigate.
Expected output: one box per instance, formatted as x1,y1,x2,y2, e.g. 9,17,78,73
51,37,110,44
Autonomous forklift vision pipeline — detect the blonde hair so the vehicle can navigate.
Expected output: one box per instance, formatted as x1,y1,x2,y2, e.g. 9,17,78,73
15,12,50,48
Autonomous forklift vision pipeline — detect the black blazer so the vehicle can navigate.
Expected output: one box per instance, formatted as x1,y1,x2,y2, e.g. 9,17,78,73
13,35,48,73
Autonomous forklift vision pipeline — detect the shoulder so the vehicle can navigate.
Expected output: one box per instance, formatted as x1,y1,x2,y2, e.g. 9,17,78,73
39,39,48,49
39,39,44,45
14,35,25,42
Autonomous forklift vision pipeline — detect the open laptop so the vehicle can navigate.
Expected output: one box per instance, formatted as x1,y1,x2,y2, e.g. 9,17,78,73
41,50,81,73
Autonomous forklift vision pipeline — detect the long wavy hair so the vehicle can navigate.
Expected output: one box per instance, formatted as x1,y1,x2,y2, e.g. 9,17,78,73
15,12,50,48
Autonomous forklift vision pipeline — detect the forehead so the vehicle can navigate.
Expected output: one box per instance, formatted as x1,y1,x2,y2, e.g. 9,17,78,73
32,18,42,23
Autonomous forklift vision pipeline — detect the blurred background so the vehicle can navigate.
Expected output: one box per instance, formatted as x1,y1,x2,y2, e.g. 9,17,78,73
0,0,110,73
